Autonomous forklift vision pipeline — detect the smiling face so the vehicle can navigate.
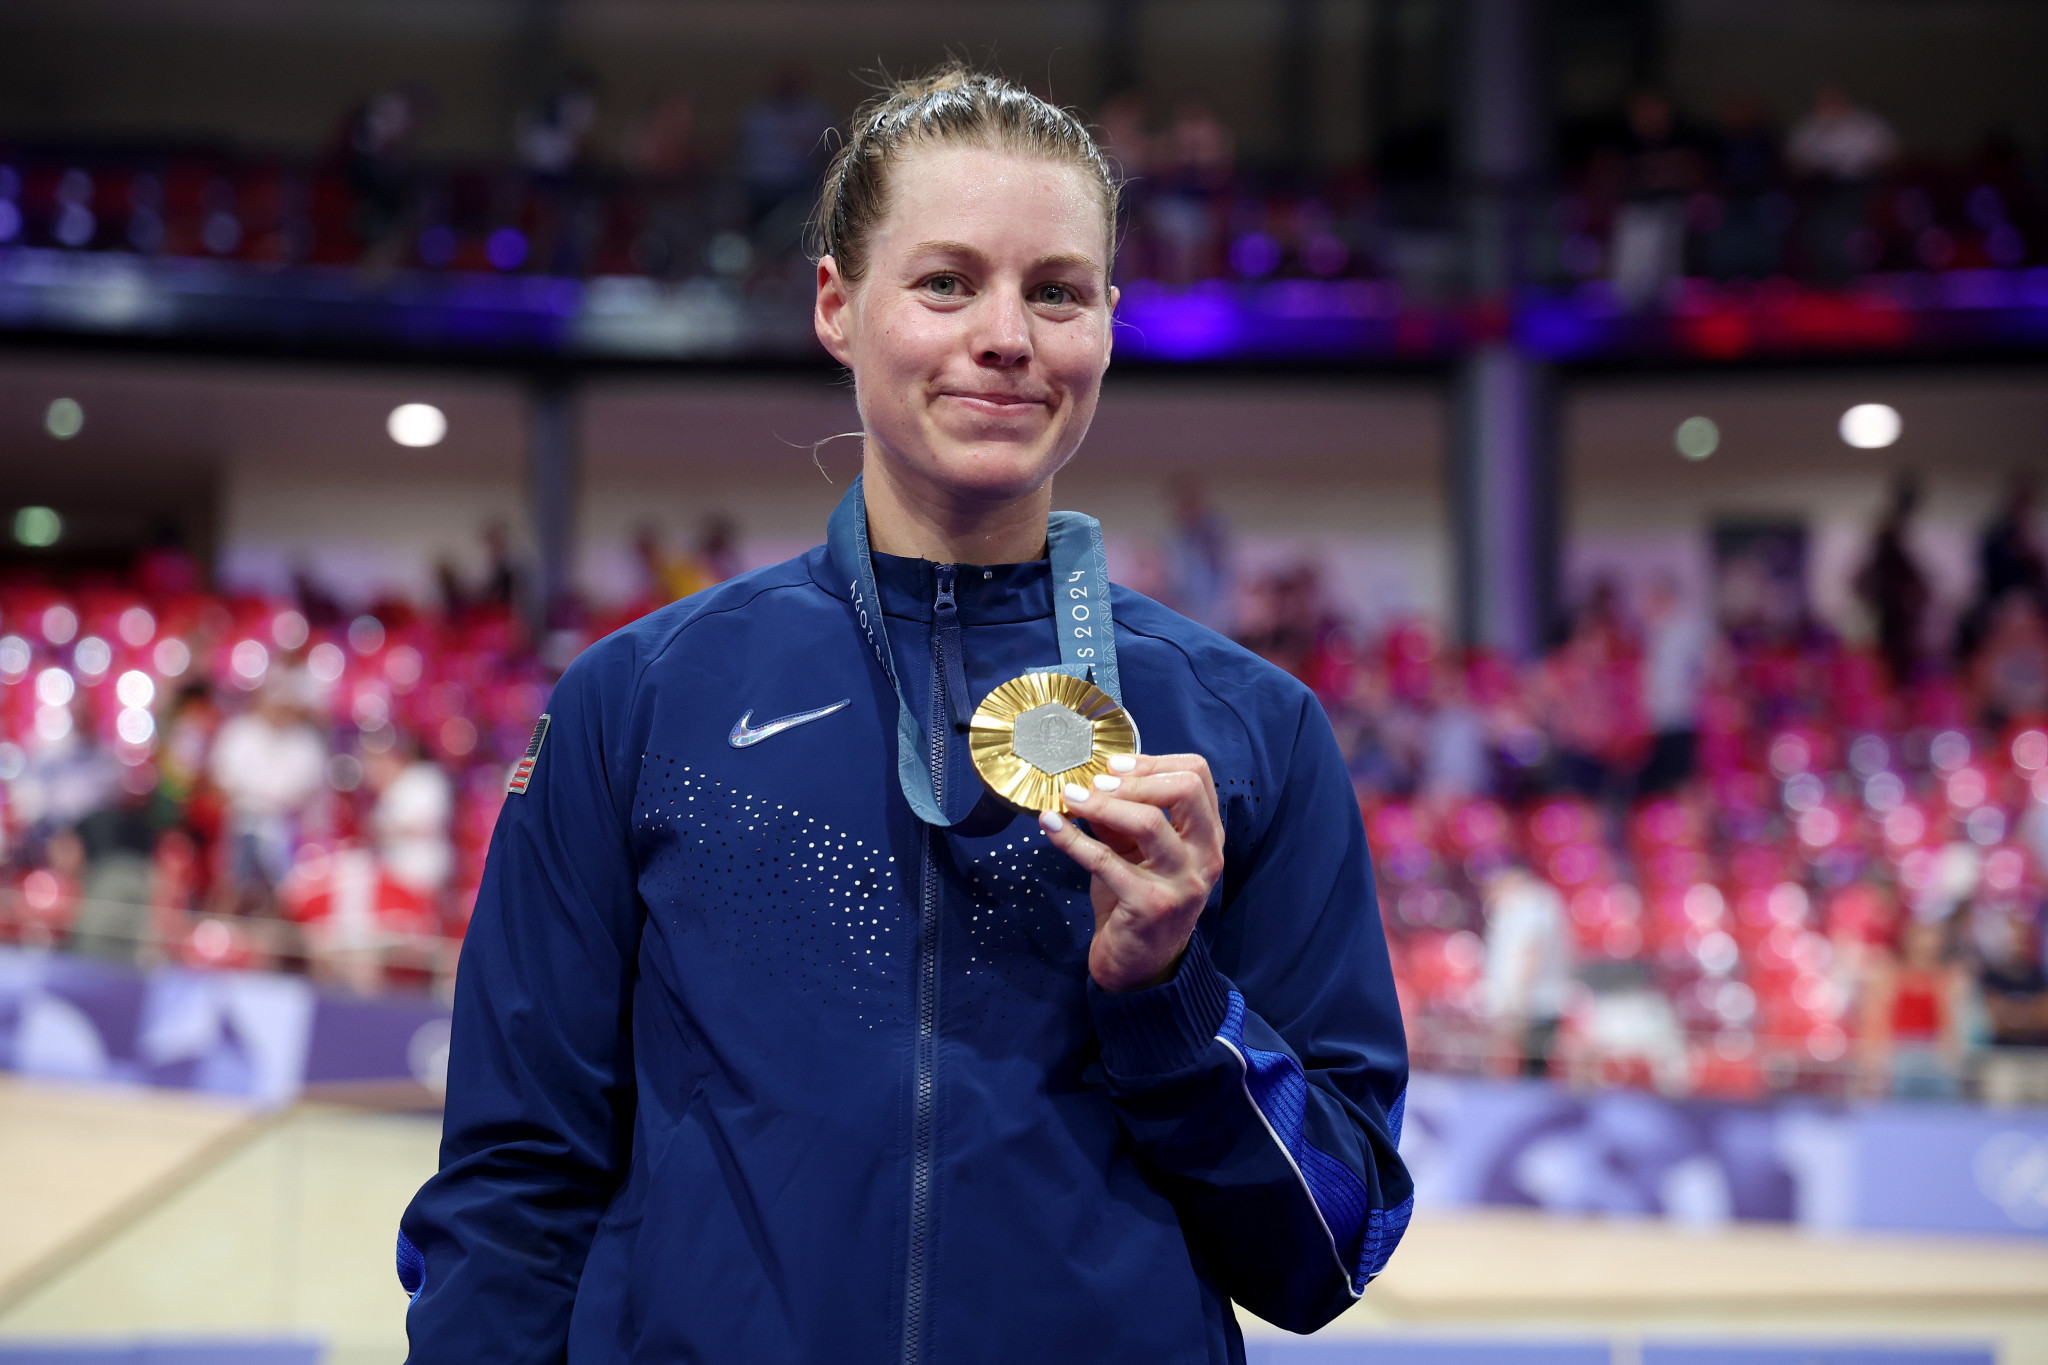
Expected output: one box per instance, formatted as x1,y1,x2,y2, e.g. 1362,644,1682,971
815,143,1116,548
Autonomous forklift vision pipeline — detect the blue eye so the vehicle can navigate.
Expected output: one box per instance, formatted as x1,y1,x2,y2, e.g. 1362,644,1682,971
927,274,960,296
1036,284,1072,305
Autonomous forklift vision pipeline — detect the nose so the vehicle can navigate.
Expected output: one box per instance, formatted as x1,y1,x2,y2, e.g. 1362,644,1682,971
972,289,1032,368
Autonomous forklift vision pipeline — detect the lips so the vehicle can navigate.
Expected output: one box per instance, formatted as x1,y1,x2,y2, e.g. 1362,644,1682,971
940,391,1049,416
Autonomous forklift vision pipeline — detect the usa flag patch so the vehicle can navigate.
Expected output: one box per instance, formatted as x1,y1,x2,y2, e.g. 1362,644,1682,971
507,714,550,794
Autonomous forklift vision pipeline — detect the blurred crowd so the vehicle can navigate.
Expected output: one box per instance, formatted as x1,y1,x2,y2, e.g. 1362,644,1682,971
1162,477,2048,1106
3,73,2042,304
6,480,2048,1108
0,539,552,995
1568,84,2045,310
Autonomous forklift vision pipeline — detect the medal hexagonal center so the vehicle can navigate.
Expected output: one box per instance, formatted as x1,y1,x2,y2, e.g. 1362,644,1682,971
1012,702,1095,775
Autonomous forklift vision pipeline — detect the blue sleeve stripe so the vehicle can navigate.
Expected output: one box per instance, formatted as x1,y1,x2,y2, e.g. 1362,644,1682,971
1361,1194,1414,1282
1215,989,1408,1295
397,1229,425,1303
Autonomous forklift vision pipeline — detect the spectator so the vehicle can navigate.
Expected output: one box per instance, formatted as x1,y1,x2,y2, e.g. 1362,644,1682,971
1959,473,2048,657
68,786,159,962
209,683,329,917
1161,481,1234,634
625,93,701,180
1787,84,1897,281
292,563,345,632
1610,91,1704,310
1096,90,1153,182
516,75,606,276
637,516,743,607
1786,83,1899,184
515,77,600,177
1421,660,1490,803
152,682,219,828
1481,865,1574,1076
1637,572,1710,796
436,557,472,621
1855,473,1931,689
1977,909,2048,1106
17,829,85,947
738,66,836,229
1336,658,1412,796
624,93,711,279
151,828,201,926
1860,914,1969,1100
289,843,435,996
694,514,743,585
478,519,526,616
1828,880,1901,1022
339,87,431,267
1970,593,2048,727
14,721,122,844
1148,95,1234,283
1705,95,1786,280
368,735,454,901
135,523,203,598
635,523,692,606
1238,563,1361,704
1535,590,1637,801
1979,474,2048,609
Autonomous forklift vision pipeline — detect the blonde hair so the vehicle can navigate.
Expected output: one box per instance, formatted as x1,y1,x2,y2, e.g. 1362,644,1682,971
814,64,1119,284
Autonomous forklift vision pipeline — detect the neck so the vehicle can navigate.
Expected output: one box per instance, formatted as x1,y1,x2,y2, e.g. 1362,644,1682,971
860,444,1052,564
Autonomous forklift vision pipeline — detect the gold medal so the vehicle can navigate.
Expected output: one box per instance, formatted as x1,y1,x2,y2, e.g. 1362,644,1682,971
969,671,1139,814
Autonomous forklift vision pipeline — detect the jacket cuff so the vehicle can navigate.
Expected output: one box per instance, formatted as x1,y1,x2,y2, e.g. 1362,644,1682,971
1089,931,1231,1081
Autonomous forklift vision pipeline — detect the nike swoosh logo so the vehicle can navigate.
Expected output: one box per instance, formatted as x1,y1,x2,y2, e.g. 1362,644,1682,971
728,699,852,748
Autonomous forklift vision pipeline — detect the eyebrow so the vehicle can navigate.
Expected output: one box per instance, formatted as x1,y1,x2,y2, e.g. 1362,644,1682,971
907,240,1102,274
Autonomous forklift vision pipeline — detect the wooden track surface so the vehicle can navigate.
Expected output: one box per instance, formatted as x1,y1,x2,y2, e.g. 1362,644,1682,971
0,1077,264,1308
1365,1208,2048,1312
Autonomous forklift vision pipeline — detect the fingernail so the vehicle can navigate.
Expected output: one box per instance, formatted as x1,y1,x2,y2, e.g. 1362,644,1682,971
1109,754,1137,773
1039,810,1066,832
1093,773,1121,792
1063,782,1091,804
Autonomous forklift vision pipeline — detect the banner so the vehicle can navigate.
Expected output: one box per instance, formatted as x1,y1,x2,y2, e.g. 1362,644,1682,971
3,949,2044,1239
0,948,439,1109
1400,1073,2048,1239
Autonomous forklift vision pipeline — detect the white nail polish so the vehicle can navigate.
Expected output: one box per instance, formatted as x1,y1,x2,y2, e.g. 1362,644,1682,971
1062,782,1090,804
1093,773,1121,792
1109,754,1137,773
1040,810,1066,832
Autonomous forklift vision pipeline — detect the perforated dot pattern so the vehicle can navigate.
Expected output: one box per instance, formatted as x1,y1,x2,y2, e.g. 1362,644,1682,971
634,756,905,1028
628,758,1268,1035
952,833,1093,1028
1216,774,1263,854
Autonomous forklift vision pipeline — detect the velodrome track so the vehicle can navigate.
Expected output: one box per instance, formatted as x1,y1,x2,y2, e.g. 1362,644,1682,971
3,1078,2046,1365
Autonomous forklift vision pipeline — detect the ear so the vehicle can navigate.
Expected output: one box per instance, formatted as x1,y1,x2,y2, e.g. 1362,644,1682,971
1104,283,1119,364
814,255,856,367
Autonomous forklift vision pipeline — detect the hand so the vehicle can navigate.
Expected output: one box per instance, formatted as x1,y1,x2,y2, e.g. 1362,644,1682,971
1038,753,1225,992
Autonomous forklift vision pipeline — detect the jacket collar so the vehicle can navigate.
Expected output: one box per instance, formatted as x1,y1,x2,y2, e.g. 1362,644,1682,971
802,543,1053,625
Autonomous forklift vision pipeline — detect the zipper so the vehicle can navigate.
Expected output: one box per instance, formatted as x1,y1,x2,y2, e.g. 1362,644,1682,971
902,562,954,1365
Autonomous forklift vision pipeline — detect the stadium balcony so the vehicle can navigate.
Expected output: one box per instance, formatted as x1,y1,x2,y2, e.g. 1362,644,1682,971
1,143,2045,366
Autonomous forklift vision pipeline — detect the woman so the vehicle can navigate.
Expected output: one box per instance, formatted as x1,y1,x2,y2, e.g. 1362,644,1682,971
399,68,1410,1364
1860,914,1968,1100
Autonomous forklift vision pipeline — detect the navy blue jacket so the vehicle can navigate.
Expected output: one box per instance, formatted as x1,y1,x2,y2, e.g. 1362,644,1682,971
398,541,1412,1364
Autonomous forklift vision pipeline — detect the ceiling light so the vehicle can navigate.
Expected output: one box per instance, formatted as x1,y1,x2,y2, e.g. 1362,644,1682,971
14,506,61,547
44,397,83,440
1674,416,1719,460
1839,403,1901,449
387,403,448,448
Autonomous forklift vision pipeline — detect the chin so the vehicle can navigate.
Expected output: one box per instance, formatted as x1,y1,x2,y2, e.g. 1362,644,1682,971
921,441,1064,503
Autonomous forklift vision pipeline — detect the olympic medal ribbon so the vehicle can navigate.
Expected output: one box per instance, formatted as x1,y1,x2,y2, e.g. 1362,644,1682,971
825,475,1125,827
